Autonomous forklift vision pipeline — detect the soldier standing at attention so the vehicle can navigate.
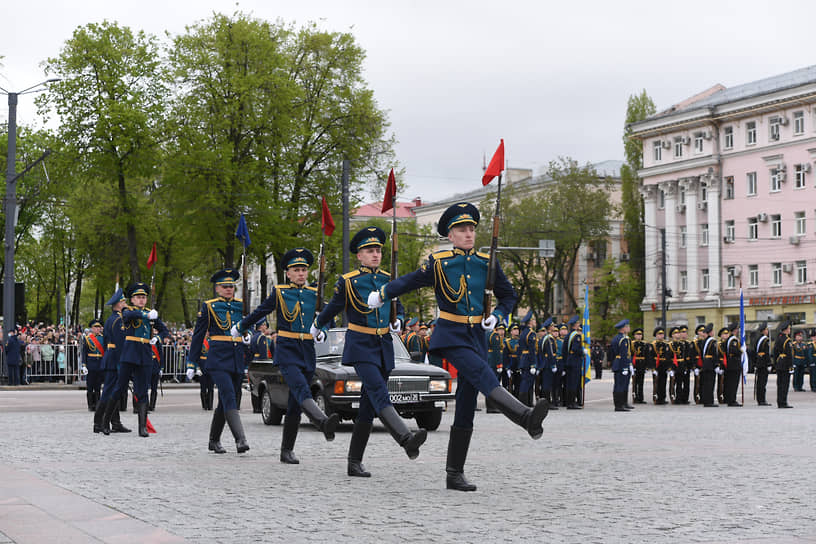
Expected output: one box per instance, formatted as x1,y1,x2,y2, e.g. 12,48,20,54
675,325,691,404
486,323,505,413
807,329,816,392
82,319,105,412
700,324,718,407
504,323,520,396
235,248,339,464
754,322,773,406
188,269,250,453
630,328,647,404
405,318,424,362
517,312,538,407
723,323,742,406
555,323,568,407
651,327,670,405
367,203,547,492
791,329,807,392
561,315,584,409
609,319,633,412
540,319,559,410
314,227,419,478
95,289,131,435
774,321,793,408
667,327,682,404
692,325,707,404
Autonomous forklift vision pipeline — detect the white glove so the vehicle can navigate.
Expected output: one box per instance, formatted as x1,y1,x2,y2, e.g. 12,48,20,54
310,323,326,343
668,370,675,378
506,368,513,375
629,364,634,374
622,369,629,376
694,368,700,376
496,367,502,374
81,365,88,375
530,368,536,375
389,321,401,334
159,370,163,377
652,370,658,376
242,333,252,345
481,314,497,331
561,370,566,376
551,366,557,373
715,367,723,375
196,369,203,377
367,290,384,309
230,324,240,337
186,368,194,381
147,310,158,320
767,366,772,372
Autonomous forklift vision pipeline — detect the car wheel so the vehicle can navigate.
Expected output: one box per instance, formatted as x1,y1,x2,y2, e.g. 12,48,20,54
261,388,283,425
415,409,442,431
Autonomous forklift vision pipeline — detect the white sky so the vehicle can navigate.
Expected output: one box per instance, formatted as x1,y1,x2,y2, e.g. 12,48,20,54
3,0,816,202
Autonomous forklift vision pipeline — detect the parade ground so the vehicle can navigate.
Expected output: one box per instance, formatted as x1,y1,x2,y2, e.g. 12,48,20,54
0,377,815,544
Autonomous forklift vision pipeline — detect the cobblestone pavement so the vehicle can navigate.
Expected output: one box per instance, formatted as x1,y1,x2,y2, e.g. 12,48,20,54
1,377,815,544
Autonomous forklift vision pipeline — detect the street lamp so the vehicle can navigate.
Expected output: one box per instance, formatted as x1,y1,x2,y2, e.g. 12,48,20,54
0,77,60,336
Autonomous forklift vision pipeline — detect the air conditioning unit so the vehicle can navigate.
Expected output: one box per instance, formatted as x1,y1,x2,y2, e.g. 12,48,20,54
723,236,734,244
661,140,671,149
757,212,768,222
778,171,787,182
789,236,801,245
697,201,707,211
619,253,630,262
680,136,691,145
675,204,686,213
702,130,712,140
803,163,812,173
782,263,794,273
778,116,789,126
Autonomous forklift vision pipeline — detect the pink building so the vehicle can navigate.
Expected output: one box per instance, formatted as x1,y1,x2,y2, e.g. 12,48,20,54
631,65,816,332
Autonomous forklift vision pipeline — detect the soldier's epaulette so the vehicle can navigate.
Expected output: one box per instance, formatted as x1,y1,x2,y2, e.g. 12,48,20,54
304,286,318,292
476,251,489,259
378,270,391,278
342,270,361,280
205,297,220,305
235,298,243,303
275,284,291,290
432,250,454,259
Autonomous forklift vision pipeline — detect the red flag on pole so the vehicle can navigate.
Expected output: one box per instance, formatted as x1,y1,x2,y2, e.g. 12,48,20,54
146,242,157,270
381,168,397,213
482,139,505,186
321,196,335,236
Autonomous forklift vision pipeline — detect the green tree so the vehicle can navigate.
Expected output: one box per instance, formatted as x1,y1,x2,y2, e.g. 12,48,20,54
590,258,643,340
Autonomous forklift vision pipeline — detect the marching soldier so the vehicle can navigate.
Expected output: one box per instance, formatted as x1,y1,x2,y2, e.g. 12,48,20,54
517,312,538,407
504,323,520,397
792,329,807,392
723,323,742,406
94,289,131,435
562,315,583,409
236,249,339,463
753,322,773,406
692,325,707,404
630,327,647,404
486,323,505,413
774,321,793,408
368,202,547,492
315,226,421,478
609,319,633,412
82,318,105,411
188,269,250,453
700,324,718,407
537,318,558,410
650,327,670,404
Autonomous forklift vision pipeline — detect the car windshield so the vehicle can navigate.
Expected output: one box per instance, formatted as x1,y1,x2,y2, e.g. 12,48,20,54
315,328,412,359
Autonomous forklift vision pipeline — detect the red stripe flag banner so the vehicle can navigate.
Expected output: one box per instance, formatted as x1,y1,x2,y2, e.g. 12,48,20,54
321,196,335,236
146,242,157,270
381,168,397,213
482,139,505,186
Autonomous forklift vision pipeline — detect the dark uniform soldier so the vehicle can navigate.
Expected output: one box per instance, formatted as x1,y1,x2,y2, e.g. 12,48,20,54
95,289,131,435
650,327,670,404
700,324,718,407
404,318,423,361
315,226,420,478
539,319,559,410
792,329,807,392
187,338,214,410
188,269,250,453
237,248,339,464
807,329,816,392
630,327,647,404
517,311,538,407
753,322,773,406
692,325,707,404
562,315,584,409
675,325,691,404
147,328,163,412
504,323,520,396
609,319,633,412
369,203,547,492
486,323,505,413
667,326,682,404
555,323,568,407
774,321,793,408
723,322,743,406
82,319,105,411
714,326,730,404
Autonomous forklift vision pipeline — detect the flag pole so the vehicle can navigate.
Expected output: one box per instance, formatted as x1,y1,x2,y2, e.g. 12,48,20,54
390,185,398,327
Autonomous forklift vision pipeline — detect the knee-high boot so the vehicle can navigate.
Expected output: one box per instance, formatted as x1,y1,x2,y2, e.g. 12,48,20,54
93,399,107,433
132,394,138,414
86,390,96,411
224,409,249,453
137,401,149,437
280,414,300,464
347,421,373,477
102,398,119,436
446,426,477,492
200,389,208,410
486,386,549,439
208,410,226,453
149,390,157,412
300,398,340,441
110,403,131,433
378,405,427,460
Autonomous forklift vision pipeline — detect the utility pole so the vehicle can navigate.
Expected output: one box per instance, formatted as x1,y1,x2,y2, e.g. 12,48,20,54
341,159,350,327
661,228,667,329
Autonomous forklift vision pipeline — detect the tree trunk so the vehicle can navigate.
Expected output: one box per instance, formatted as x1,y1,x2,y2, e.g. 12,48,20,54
117,166,141,282
179,272,191,328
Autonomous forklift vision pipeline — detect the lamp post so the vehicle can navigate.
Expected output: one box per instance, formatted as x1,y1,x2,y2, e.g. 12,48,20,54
1,78,60,336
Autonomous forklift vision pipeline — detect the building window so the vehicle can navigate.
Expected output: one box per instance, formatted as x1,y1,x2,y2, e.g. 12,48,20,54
679,185,686,204
769,117,781,141
748,217,758,241
746,121,757,145
771,214,782,238
658,189,665,209
794,111,805,135
674,139,684,158
680,226,687,248
653,141,662,161
795,211,806,235
726,266,736,289
700,184,708,203
772,263,782,286
701,269,710,291
749,264,759,288
795,164,807,188
694,134,704,153
724,126,734,149
724,176,735,199
770,168,782,192
701,223,709,246
747,172,757,196
725,220,735,242
680,270,688,292
797,261,807,285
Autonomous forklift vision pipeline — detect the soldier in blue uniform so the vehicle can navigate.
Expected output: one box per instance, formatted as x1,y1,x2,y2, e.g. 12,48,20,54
536,317,558,409
807,329,816,392
631,327,647,404
792,329,807,391
82,319,105,411
723,322,743,406
314,226,419,478
503,323,520,395
774,321,793,408
562,315,584,409
485,322,505,413
188,269,250,453
517,311,538,407
236,248,339,464
555,323,568,407
96,289,131,434
609,319,633,412
699,324,718,407
368,203,548,492
4,328,22,386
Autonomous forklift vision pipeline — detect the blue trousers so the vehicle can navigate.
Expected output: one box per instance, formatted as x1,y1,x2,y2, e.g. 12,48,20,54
565,364,581,391
440,345,502,430
539,367,555,392
279,363,315,418
518,370,536,393
613,370,630,393
86,369,104,398
793,364,805,390
114,362,151,403
6,365,20,386
98,369,119,403
354,362,392,424
208,369,243,413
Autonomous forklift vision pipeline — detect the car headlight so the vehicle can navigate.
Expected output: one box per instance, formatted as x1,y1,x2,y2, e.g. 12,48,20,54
334,379,363,394
429,379,449,393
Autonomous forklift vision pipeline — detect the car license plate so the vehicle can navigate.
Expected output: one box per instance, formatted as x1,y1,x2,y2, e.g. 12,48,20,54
389,392,419,404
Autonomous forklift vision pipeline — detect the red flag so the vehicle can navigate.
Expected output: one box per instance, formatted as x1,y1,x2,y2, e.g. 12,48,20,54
482,139,505,186
321,196,335,236
146,242,157,270
381,168,397,213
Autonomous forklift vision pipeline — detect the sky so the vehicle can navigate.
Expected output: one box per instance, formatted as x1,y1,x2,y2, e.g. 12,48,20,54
3,0,816,203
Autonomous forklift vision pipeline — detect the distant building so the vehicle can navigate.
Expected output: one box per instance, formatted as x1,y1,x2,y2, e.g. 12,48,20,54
352,197,423,222
630,65,816,334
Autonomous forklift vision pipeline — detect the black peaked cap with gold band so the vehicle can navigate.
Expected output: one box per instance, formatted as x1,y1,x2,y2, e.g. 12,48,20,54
350,226,386,254
210,268,239,286
125,282,150,298
89,318,103,328
282,248,314,269
437,202,480,236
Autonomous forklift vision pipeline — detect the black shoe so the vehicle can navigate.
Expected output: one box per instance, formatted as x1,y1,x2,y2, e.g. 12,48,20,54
703,404,717,407
446,471,477,492
379,405,427,459
348,461,371,477
224,409,249,453
301,398,339,442
209,440,226,454
348,421,373,477
778,404,794,408
93,400,107,434
486,386,549,439
758,402,772,406
727,402,742,407
137,401,149,437
209,410,226,453
281,450,300,464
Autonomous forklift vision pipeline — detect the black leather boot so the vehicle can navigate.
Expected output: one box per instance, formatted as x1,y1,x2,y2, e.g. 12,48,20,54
446,426,477,492
200,390,208,410
101,398,118,436
224,409,249,453
208,410,227,454
137,401,149,437
87,390,96,412
379,405,427,459
119,391,128,412
132,394,139,414
207,389,214,410
301,398,340,441
149,390,157,412
347,421,373,477
280,414,300,464
93,399,107,433
614,392,626,412
487,386,549,439
110,404,131,433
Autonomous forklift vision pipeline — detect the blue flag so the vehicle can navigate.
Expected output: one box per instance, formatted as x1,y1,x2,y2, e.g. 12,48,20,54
235,213,251,248
582,284,592,384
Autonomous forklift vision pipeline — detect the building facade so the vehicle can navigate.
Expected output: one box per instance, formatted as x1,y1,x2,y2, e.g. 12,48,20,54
631,65,816,333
